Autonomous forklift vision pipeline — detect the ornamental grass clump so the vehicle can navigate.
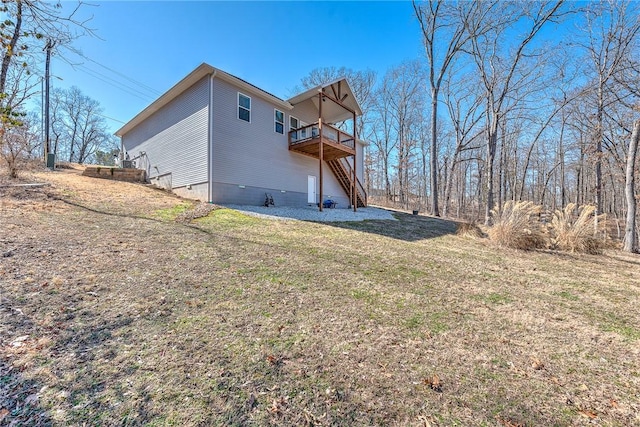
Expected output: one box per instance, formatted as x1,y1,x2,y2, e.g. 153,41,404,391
487,201,547,250
550,203,606,254
456,221,485,239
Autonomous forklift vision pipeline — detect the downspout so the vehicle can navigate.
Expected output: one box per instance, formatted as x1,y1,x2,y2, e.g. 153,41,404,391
119,137,124,167
208,70,217,203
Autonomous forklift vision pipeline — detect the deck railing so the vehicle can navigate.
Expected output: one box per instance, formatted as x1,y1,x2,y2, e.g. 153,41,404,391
289,122,355,150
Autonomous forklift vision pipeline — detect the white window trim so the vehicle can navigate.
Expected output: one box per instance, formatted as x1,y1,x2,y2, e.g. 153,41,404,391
289,115,299,131
238,92,251,123
275,109,285,134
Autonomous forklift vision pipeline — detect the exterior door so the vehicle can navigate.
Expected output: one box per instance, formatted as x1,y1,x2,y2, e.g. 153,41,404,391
307,175,316,204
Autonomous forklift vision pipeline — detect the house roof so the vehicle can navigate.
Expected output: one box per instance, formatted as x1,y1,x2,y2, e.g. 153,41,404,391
116,63,363,137
287,77,363,123
116,63,293,137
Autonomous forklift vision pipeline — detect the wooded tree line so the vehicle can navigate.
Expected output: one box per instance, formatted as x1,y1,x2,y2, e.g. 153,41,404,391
0,0,114,176
300,0,639,251
2,1,638,251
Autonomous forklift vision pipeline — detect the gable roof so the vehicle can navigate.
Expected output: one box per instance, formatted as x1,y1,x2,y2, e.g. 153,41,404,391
116,63,293,137
287,77,363,123
116,63,363,137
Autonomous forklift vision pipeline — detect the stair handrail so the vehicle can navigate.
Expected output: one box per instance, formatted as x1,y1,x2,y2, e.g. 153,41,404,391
338,158,367,205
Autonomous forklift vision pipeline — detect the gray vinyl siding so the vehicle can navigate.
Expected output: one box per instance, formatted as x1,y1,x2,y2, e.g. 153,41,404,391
211,78,344,203
121,77,209,189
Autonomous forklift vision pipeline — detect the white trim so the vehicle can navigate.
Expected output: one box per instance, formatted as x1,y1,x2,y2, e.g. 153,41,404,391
289,115,299,131
208,72,216,202
238,92,251,123
274,108,284,134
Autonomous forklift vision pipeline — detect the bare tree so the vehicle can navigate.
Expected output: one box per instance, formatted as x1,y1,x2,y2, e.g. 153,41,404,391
0,0,93,176
51,86,116,164
440,68,485,217
465,0,565,224
371,77,396,201
413,0,477,216
577,0,640,222
1,0,91,95
377,61,425,208
0,114,39,178
623,119,639,252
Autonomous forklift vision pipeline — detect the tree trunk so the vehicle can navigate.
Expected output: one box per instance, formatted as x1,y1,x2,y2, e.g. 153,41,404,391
443,153,459,218
623,119,639,253
594,83,604,232
559,114,566,209
430,93,440,216
484,115,498,225
0,0,22,95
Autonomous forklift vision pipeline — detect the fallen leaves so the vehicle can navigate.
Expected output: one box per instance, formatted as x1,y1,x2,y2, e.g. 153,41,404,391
530,356,544,370
424,374,442,393
496,416,525,427
579,408,598,419
265,354,286,368
268,396,288,415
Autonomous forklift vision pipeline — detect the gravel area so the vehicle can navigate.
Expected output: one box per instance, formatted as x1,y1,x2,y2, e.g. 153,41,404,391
223,204,397,222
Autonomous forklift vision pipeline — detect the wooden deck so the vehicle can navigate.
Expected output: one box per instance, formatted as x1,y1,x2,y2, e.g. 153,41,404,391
288,122,355,160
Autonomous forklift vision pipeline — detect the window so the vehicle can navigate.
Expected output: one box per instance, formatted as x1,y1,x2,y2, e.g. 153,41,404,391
275,109,284,134
289,116,299,131
238,93,251,122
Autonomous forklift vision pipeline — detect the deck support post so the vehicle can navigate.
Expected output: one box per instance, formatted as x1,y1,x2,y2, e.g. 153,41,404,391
318,91,323,212
353,110,357,212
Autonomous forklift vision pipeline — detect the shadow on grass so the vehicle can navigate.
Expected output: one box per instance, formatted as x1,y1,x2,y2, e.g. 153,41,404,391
50,314,163,425
52,192,459,243
322,211,460,242
0,299,52,426
1,291,164,425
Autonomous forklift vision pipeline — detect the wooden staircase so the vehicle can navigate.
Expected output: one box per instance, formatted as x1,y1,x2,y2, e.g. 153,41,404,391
327,159,367,207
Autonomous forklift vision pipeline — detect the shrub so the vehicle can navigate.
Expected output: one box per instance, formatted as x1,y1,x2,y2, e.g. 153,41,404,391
456,221,485,239
487,201,547,250
550,203,606,254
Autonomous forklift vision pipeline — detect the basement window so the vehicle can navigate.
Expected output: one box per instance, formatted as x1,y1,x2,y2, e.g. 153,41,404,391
275,109,284,134
238,93,251,122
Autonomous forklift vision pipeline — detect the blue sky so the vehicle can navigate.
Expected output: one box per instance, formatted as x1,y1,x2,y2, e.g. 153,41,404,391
50,1,424,133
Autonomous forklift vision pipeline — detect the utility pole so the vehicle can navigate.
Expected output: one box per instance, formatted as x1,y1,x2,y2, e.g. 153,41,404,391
43,39,55,165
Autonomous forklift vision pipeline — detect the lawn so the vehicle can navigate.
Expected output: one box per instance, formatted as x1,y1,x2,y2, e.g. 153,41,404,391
1,167,639,426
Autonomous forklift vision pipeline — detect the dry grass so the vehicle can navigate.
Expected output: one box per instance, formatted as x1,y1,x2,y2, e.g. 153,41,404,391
456,221,485,239
487,201,547,250
551,203,607,255
1,168,640,426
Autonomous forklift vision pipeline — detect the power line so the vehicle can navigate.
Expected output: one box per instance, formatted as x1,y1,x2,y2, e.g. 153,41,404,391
60,45,162,97
95,112,126,124
57,55,155,103
76,63,157,100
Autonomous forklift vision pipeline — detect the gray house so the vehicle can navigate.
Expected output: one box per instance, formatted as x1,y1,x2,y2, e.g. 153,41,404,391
115,63,367,210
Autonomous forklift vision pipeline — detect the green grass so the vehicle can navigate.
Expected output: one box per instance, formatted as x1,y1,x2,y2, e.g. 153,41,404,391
484,292,513,305
151,202,193,220
195,208,261,227
554,290,580,300
599,312,640,341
